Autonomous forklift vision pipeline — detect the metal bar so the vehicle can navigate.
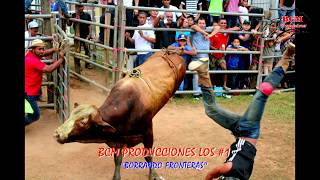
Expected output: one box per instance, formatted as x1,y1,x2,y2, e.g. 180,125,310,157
125,48,261,54
67,18,115,29
41,59,54,63
65,0,116,9
175,89,257,94
25,14,53,19
42,82,55,86
262,55,283,59
125,26,263,35
274,88,295,92
187,70,259,74
25,36,53,41
70,70,110,92
54,24,68,39
39,103,55,108
125,6,265,17
70,35,114,50
69,51,113,71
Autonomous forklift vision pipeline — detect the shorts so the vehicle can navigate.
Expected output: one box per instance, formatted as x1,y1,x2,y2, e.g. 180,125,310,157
222,138,257,180
209,55,226,69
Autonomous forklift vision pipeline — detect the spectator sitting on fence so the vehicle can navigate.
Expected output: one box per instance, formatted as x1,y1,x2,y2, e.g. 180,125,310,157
25,0,71,18
67,4,93,69
209,18,240,91
278,0,295,30
125,11,156,68
158,0,182,23
226,38,249,89
179,0,202,22
208,0,224,24
169,34,197,93
238,0,249,25
25,39,65,126
224,0,240,28
154,12,178,49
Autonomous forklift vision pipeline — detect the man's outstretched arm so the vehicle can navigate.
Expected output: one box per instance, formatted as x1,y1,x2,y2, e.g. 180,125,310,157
205,162,232,180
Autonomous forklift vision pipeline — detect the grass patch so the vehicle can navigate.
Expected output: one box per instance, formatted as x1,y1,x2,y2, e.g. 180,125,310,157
170,92,295,122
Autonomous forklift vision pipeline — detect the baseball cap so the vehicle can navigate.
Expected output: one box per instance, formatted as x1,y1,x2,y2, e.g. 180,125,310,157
28,21,39,29
178,34,187,41
243,20,251,25
29,39,47,48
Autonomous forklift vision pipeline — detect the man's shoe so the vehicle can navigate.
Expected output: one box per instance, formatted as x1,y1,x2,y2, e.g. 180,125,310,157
223,86,231,91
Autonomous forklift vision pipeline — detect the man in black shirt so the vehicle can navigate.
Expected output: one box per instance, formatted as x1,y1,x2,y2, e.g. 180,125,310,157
67,4,93,69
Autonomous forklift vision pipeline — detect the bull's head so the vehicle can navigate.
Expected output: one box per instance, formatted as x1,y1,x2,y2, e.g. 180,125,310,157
54,104,116,144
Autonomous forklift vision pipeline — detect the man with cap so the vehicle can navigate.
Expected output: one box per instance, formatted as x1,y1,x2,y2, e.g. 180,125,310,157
193,42,295,179
25,21,40,50
168,34,197,92
25,39,65,126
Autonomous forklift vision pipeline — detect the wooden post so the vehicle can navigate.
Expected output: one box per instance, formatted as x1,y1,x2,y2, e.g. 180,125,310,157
41,0,55,105
74,3,81,74
104,12,112,86
115,0,125,83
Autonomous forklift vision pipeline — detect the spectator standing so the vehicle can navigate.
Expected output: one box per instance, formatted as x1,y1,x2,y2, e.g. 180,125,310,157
226,38,248,89
158,0,182,23
25,39,65,126
278,0,295,30
155,12,178,49
237,20,254,89
224,0,240,28
67,4,93,69
175,17,192,47
125,11,156,67
209,18,240,91
189,17,212,99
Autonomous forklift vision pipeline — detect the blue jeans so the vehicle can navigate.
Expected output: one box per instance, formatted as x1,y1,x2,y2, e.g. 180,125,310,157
134,52,153,68
25,95,41,126
201,66,286,139
25,0,69,14
193,74,201,96
278,5,295,30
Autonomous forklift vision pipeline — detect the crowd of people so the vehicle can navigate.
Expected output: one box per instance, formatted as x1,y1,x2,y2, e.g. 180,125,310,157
25,0,295,97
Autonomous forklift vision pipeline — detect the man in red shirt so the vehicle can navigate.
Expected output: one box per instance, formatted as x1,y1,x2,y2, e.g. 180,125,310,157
25,39,65,126
209,18,239,91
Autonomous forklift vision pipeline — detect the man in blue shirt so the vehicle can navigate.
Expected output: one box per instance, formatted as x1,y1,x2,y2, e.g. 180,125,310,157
169,34,197,91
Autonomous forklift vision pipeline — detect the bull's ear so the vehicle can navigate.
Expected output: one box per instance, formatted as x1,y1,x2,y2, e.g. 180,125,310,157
92,113,117,133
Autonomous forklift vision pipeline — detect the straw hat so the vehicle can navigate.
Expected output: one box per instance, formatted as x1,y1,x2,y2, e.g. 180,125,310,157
188,60,204,71
29,39,47,48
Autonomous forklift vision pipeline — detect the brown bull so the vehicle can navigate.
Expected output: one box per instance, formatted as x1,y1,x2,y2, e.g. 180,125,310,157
54,49,186,180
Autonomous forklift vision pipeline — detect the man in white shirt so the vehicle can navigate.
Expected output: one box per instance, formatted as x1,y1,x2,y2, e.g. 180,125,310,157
125,11,156,67
158,0,182,23
25,21,41,51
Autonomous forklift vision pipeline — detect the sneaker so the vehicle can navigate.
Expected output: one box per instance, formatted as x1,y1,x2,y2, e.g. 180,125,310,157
223,86,231,91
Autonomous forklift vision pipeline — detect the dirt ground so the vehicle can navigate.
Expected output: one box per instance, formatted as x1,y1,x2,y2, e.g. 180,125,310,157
25,68,295,180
